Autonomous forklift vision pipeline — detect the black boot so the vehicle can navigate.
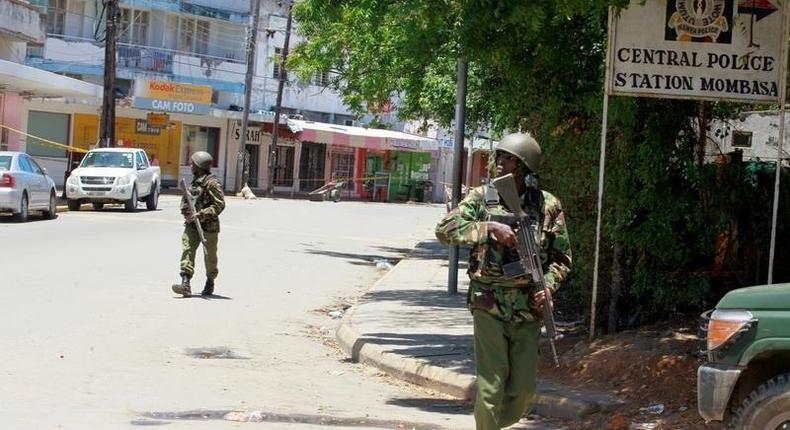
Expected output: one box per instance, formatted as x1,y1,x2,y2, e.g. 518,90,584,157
201,278,214,296
172,274,192,297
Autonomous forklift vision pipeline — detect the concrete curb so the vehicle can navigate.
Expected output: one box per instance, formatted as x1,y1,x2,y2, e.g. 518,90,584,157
335,260,623,420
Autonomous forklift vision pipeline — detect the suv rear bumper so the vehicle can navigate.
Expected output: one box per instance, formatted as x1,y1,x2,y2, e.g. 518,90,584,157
698,362,742,422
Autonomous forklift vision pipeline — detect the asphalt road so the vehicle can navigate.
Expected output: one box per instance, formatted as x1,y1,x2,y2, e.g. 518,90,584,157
0,195,560,430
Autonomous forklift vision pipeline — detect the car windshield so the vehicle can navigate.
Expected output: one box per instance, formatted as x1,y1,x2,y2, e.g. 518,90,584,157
81,151,134,168
0,155,10,171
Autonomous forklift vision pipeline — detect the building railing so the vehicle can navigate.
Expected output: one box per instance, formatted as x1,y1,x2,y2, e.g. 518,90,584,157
39,34,245,74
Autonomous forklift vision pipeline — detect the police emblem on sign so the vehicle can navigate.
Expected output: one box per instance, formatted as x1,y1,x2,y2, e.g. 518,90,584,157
666,0,734,43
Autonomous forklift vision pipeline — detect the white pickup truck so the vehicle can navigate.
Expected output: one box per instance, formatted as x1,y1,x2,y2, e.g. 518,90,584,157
65,148,161,212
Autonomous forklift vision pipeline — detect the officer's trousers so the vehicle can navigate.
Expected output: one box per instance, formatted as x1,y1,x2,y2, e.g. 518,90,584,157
180,225,219,280
473,310,541,430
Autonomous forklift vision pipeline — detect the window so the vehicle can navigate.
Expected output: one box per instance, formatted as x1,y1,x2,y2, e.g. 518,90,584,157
732,130,753,148
272,47,282,79
312,71,330,87
179,17,210,54
135,151,148,169
119,9,149,45
330,150,355,191
0,128,8,151
46,0,66,35
28,157,44,175
18,155,34,173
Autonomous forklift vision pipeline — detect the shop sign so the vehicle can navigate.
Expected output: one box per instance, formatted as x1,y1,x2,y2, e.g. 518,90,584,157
389,139,421,150
230,122,263,145
607,0,787,103
147,112,170,127
133,79,213,114
135,119,161,135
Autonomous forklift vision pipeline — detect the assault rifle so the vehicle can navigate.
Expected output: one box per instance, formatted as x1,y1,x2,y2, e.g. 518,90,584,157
492,173,560,367
180,178,207,252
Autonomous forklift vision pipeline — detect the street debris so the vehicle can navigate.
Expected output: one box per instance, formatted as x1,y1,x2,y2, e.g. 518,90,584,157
373,259,393,270
224,410,266,422
639,403,665,415
629,422,663,430
328,310,344,319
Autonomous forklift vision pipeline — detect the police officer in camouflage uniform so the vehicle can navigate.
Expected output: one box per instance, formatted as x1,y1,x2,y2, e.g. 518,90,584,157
435,132,572,430
172,151,226,297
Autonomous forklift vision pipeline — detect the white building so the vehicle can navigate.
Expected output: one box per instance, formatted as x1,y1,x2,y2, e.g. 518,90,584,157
706,110,790,166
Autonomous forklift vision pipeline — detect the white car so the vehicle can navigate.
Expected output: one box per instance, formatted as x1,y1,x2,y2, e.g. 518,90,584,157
65,148,161,212
0,151,58,222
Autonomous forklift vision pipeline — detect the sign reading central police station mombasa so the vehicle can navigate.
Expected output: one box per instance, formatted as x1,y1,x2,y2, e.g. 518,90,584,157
608,0,787,103
132,79,213,115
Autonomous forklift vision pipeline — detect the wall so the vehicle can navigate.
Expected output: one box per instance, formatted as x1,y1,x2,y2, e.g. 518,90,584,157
0,93,24,151
707,111,790,165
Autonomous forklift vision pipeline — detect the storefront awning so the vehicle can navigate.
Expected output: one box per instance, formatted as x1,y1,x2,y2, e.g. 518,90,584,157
0,59,102,98
288,119,438,152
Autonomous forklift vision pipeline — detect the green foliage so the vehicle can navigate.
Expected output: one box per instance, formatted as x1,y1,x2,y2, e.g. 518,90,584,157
290,1,790,330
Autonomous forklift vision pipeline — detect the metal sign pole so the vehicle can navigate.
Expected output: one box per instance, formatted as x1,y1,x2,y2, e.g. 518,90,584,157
590,7,616,340
767,3,789,283
448,57,468,295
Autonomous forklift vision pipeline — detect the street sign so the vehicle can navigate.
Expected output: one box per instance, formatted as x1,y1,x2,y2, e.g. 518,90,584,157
607,0,787,104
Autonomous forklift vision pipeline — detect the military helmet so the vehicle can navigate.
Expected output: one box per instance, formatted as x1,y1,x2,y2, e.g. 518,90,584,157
190,151,213,170
496,132,541,173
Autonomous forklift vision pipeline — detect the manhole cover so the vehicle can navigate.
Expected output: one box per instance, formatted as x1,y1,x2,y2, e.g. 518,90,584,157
184,347,248,360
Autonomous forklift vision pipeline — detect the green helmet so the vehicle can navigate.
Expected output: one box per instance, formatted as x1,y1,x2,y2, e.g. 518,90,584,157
496,132,541,173
190,151,213,171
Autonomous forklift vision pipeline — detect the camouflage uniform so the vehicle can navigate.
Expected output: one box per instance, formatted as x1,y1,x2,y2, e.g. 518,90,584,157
180,173,225,280
436,184,571,430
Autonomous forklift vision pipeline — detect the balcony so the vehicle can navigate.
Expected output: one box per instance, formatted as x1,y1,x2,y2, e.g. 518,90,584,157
120,0,249,24
0,0,44,44
27,34,246,93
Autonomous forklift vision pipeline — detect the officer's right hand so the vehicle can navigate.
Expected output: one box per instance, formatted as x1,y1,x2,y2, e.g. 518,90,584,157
185,213,196,223
487,221,516,247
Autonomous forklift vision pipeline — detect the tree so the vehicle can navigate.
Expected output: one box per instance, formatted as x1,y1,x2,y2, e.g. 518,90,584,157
289,0,788,331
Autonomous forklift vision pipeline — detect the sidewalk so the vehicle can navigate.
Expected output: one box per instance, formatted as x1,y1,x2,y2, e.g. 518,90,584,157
336,239,625,421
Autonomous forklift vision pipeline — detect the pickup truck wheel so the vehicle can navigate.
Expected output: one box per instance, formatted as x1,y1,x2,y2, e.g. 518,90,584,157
729,373,790,430
92,202,104,211
125,187,137,212
145,183,158,210
67,199,80,211
43,191,58,220
12,193,29,222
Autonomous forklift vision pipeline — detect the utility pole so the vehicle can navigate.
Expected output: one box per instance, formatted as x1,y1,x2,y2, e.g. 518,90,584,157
447,57,468,295
267,2,292,195
98,0,118,148
235,0,262,193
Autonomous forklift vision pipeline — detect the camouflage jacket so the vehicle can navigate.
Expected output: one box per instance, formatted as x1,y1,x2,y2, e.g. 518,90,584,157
435,184,572,322
181,173,225,233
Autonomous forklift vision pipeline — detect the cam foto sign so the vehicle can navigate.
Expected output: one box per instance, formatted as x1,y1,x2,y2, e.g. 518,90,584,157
133,80,213,114
608,0,787,103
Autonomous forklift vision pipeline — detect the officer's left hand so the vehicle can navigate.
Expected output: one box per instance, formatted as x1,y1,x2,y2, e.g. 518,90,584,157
531,289,553,311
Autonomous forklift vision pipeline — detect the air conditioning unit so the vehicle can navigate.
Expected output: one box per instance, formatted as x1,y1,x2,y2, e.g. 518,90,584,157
344,119,356,126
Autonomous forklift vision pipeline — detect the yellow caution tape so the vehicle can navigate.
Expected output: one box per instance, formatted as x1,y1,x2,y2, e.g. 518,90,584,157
0,124,88,154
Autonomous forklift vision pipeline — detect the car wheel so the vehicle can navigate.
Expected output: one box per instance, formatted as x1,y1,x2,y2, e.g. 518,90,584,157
146,183,158,210
729,373,790,430
43,191,58,220
67,199,81,211
92,202,104,211
12,193,29,222
125,186,137,212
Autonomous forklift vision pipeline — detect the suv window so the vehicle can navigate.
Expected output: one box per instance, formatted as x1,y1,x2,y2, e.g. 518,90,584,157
136,151,149,169
0,155,11,171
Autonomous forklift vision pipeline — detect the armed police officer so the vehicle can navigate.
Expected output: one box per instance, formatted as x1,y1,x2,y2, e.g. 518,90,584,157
172,151,225,297
435,132,572,430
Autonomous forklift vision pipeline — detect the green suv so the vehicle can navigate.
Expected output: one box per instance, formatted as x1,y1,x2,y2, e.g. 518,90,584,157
698,283,790,429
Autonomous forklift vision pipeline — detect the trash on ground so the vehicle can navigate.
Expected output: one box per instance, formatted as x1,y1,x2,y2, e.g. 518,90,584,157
639,403,665,415
629,422,662,430
373,259,393,270
328,310,344,319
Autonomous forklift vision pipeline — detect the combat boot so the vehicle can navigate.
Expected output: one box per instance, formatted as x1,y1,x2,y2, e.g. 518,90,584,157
201,278,214,296
172,274,192,297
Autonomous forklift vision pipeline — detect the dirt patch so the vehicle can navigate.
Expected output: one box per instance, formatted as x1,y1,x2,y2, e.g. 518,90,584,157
539,319,725,430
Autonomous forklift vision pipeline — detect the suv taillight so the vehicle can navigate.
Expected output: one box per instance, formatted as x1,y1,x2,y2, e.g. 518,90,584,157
0,173,14,188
